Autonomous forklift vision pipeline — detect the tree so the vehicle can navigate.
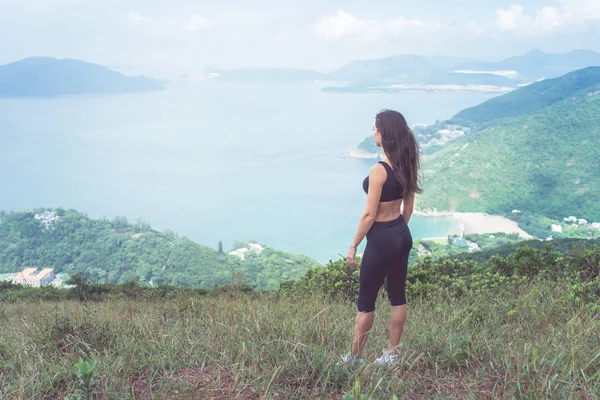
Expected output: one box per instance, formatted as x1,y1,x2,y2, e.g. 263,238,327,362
218,241,224,254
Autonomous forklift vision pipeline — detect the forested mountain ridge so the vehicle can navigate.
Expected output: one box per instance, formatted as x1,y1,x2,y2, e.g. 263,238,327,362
0,208,320,289
450,67,600,127
417,88,600,230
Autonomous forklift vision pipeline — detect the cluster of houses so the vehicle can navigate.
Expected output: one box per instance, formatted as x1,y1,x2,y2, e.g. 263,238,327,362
449,223,481,252
430,126,471,147
552,216,600,233
34,211,60,229
413,123,472,148
0,212,63,287
228,243,265,261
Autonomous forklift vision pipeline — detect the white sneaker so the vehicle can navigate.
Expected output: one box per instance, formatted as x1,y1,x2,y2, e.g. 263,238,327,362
376,349,399,366
336,352,365,367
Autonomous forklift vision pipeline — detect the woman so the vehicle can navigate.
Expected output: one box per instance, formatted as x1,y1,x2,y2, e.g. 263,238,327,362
342,109,421,366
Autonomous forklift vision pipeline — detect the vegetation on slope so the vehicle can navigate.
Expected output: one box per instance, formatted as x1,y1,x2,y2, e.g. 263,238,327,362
451,67,600,127
456,237,600,263
409,232,526,264
417,93,600,224
284,242,600,308
357,135,381,154
0,208,320,290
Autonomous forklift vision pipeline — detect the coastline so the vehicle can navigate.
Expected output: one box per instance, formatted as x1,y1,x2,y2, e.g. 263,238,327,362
324,83,515,94
416,210,533,239
345,148,381,159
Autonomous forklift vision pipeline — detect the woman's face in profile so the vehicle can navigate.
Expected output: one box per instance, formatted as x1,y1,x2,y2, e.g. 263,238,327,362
373,124,382,147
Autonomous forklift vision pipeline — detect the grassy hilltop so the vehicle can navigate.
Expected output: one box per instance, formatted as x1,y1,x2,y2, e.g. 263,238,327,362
1,239,599,398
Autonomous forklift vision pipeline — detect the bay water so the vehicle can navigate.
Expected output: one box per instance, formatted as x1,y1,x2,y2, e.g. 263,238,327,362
0,82,496,262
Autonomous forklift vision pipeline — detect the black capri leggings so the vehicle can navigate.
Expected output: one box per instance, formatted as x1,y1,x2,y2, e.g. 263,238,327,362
357,215,413,313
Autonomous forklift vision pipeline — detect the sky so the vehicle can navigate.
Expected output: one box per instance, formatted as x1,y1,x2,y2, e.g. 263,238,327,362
1,0,600,77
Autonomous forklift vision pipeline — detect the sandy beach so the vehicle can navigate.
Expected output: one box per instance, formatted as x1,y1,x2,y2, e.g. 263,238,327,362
417,211,534,239
453,212,533,239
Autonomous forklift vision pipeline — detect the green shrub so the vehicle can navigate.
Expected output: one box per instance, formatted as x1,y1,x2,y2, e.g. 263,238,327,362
281,244,600,309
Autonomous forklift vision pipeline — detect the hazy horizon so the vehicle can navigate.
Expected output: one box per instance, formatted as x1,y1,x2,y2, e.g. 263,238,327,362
2,0,600,78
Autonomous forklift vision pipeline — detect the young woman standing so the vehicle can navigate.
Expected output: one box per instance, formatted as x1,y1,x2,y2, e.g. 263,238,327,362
342,109,422,366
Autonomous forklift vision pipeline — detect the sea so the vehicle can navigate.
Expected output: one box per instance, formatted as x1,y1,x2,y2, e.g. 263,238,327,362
0,82,497,262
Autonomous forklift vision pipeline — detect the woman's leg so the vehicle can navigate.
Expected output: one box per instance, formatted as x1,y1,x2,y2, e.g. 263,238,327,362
352,311,374,356
388,305,407,354
353,241,387,357
385,229,412,354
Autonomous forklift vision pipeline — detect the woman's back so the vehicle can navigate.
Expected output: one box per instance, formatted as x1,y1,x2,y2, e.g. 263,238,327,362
363,161,405,222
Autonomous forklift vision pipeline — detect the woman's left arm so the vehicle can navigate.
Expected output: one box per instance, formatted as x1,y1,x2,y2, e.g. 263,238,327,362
402,191,415,224
347,164,386,267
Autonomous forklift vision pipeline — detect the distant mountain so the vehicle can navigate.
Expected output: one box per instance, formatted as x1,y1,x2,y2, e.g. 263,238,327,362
322,55,517,93
0,57,165,97
328,54,439,84
322,54,521,91
207,50,600,90
422,54,478,69
456,49,600,82
417,67,600,224
451,67,600,127
209,55,513,87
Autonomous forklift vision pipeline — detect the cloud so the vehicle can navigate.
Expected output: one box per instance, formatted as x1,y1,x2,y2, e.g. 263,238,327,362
494,0,600,36
185,15,210,32
314,9,425,42
128,12,150,26
128,12,211,36
467,21,486,36
495,5,531,33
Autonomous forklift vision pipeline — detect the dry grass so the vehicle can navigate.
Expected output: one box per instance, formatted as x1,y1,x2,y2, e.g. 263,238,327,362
1,283,599,399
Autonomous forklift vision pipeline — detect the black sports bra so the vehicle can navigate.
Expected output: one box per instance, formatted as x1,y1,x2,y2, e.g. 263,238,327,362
362,161,403,202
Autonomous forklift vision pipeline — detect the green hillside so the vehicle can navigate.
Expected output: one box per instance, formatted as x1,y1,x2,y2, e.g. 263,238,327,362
455,237,600,263
451,67,600,127
417,90,600,224
0,208,320,289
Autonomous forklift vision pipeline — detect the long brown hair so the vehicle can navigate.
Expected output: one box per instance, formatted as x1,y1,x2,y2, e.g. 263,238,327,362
375,110,422,196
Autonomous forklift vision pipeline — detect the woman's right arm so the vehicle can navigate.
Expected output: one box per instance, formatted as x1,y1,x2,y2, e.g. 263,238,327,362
402,191,414,224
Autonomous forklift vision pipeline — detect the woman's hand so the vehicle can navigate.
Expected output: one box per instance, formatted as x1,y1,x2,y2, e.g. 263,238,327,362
346,246,359,268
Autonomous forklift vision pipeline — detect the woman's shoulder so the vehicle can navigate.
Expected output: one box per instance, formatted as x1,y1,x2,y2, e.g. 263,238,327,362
368,162,388,180
370,161,387,170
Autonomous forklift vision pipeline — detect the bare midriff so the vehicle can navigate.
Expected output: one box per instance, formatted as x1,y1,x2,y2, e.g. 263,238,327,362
374,198,403,222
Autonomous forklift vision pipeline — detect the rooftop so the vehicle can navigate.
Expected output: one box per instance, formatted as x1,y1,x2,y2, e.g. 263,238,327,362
13,268,54,281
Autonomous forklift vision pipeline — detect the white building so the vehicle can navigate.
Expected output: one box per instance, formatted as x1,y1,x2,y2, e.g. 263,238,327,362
247,243,264,255
578,219,588,226
229,248,250,260
591,223,600,231
35,211,59,229
229,243,264,261
11,268,55,287
551,224,563,233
